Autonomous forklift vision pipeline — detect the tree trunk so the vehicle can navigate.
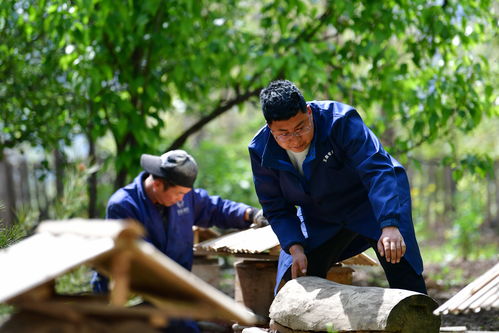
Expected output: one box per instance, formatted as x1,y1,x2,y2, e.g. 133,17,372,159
424,162,435,230
494,160,499,231
87,134,97,218
33,165,49,221
270,277,440,333
485,174,493,229
434,160,445,231
0,155,16,226
443,165,456,228
18,158,31,206
53,148,64,199
114,169,128,191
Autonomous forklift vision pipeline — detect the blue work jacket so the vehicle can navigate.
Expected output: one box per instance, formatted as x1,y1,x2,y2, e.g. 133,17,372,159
249,101,423,288
106,171,251,270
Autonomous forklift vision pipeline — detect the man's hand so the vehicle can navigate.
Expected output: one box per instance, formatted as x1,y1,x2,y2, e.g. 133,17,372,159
377,226,406,264
248,208,269,228
289,244,307,279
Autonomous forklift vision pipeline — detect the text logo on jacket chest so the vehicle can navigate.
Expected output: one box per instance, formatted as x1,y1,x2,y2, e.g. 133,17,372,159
175,200,190,216
322,149,335,163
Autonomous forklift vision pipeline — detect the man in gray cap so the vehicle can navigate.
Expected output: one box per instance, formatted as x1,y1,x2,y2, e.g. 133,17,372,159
92,150,266,332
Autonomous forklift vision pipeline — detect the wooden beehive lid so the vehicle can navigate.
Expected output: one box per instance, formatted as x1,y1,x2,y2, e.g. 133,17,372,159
194,225,280,256
0,219,256,325
194,226,378,266
433,262,499,315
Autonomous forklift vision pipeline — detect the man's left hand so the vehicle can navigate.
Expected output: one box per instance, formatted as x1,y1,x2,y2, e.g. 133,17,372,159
377,226,406,264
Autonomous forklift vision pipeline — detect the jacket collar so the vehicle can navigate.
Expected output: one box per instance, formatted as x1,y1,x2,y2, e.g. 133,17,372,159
135,171,158,208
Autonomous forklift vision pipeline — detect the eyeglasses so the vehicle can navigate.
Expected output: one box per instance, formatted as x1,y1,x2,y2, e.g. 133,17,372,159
270,115,313,143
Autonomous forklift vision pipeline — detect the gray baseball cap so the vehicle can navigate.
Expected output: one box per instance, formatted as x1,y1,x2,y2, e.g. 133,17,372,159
140,150,198,188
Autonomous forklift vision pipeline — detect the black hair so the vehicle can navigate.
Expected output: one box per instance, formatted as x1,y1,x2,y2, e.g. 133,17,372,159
259,80,307,123
152,174,176,190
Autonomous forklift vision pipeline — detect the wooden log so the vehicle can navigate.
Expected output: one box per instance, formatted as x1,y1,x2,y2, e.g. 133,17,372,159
269,276,440,333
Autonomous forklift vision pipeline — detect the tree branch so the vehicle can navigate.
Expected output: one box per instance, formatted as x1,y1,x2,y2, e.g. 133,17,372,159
166,87,261,151
392,127,452,156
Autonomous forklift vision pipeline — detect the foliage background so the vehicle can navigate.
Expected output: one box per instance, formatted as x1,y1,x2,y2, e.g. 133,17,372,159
0,0,498,262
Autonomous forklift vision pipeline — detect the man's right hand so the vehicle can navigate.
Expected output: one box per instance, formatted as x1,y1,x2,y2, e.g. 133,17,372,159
249,209,269,228
289,244,307,279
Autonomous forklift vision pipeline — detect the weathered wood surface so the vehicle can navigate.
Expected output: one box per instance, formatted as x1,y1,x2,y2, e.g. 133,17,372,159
0,219,118,303
0,219,257,326
195,225,280,255
269,276,440,333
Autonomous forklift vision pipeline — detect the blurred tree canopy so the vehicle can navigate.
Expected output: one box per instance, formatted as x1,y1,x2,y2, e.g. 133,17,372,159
1,0,497,192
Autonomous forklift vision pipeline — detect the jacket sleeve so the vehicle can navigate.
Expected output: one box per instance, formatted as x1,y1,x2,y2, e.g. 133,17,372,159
106,200,139,220
191,188,251,229
333,110,401,229
249,148,305,253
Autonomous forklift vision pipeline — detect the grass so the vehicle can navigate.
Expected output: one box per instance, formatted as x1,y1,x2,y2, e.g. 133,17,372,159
55,266,94,295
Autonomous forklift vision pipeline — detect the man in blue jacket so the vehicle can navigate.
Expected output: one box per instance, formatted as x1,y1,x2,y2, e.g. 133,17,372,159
249,80,426,294
92,149,266,332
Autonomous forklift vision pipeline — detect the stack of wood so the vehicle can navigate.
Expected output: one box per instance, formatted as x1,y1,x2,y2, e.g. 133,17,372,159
434,262,499,315
0,219,256,332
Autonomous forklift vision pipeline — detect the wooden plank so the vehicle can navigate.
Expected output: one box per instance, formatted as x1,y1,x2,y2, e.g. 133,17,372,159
341,253,379,266
434,263,499,315
11,299,169,328
9,281,55,303
467,282,498,311
195,226,279,254
117,240,256,324
0,232,115,303
456,279,498,312
36,218,144,239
